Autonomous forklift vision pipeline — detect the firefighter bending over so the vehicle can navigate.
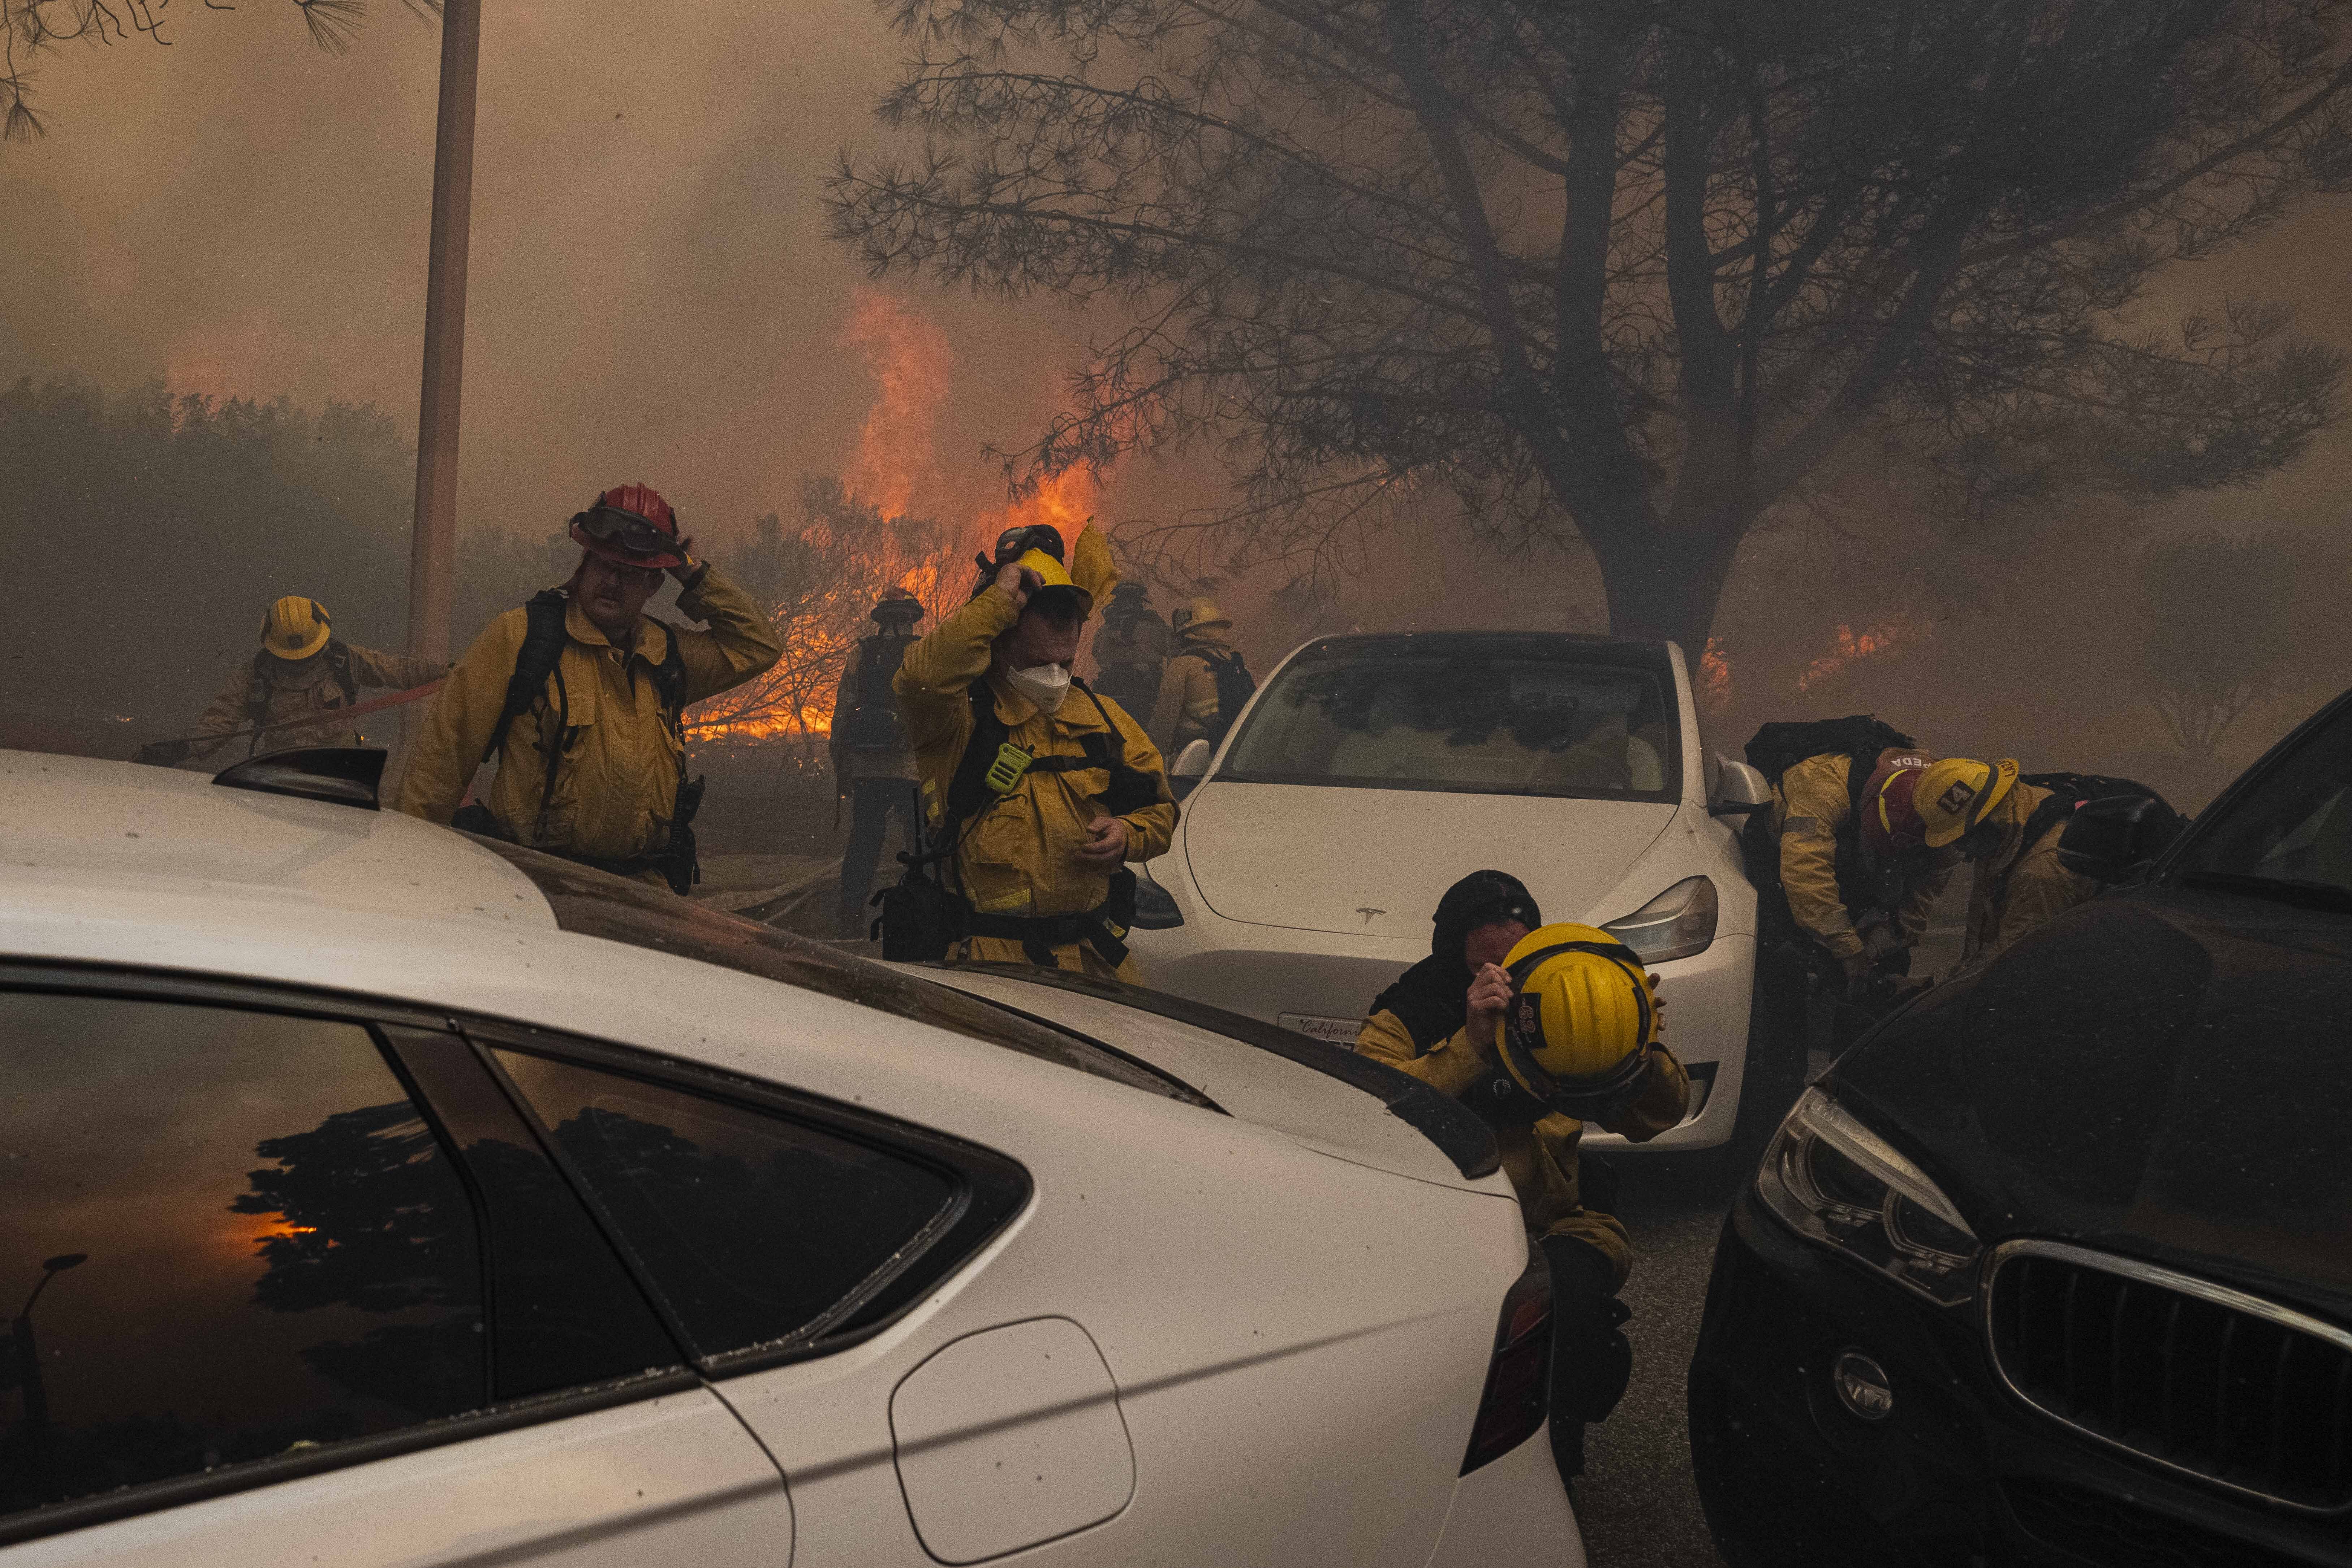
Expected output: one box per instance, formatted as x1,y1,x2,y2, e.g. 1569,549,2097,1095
885,524,1177,979
145,597,444,766
1356,870,1689,1481
397,484,781,891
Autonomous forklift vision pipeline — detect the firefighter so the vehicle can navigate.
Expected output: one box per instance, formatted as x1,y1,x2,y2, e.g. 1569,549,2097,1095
144,598,444,765
396,484,782,891
1746,718,1953,1057
1147,597,1253,759
888,524,1177,979
1355,872,1689,1481
1087,579,1170,720
831,588,926,936
1913,757,2101,968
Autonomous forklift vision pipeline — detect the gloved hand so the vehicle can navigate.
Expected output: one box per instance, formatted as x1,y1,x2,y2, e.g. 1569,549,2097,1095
1861,921,1905,967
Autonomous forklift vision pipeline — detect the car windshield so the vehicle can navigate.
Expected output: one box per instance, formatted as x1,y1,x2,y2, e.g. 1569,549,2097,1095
1220,646,1677,800
2177,695,2352,903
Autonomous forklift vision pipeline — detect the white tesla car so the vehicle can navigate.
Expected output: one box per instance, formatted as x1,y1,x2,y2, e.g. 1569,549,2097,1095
0,747,1580,1566
1129,631,1780,1154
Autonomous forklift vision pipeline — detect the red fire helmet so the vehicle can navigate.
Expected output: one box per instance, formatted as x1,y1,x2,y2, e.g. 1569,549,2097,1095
570,484,684,569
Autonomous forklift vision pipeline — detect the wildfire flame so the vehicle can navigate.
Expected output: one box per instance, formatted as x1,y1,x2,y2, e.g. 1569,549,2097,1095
1698,637,1732,715
840,288,953,520
1796,617,1926,692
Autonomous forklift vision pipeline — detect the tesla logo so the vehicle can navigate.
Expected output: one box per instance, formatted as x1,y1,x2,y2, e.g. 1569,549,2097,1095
1356,907,1386,925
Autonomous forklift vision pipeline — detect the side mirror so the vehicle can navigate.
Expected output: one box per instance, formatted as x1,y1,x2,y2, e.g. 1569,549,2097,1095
1171,740,1212,780
1708,755,1771,819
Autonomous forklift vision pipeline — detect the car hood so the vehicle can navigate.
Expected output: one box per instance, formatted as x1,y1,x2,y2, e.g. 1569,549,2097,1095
1838,886,2352,1318
1180,778,1679,939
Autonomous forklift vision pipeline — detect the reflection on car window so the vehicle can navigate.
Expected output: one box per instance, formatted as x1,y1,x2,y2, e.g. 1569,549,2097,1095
467,839,1211,1103
1221,649,1675,798
492,1050,959,1361
0,994,484,1521
2181,700,2352,899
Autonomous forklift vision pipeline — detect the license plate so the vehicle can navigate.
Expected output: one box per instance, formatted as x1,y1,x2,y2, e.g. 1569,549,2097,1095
1278,1013,1365,1047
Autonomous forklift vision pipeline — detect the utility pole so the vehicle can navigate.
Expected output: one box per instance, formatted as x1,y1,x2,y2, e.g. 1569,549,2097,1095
405,0,482,665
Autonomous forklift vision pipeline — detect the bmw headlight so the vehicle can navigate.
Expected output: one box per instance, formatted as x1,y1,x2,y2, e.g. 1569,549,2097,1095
1602,875,1717,962
1756,1087,1980,1307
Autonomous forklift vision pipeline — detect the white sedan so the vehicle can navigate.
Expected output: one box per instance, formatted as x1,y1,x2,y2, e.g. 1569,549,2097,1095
1130,630,1782,1154
0,748,1579,1566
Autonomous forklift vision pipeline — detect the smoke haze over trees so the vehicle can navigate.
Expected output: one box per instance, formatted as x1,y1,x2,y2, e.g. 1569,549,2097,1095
830,0,2352,652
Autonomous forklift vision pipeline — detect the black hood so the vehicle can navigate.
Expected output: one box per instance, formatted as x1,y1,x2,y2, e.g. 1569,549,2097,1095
1835,884,2352,1321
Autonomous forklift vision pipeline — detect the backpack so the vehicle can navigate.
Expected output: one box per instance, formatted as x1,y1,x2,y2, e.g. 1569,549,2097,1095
244,640,359,756
1186,648,1257,746
1740,716,1919,947
839,632,914,753
2018,772,2186,886
452,589,702,893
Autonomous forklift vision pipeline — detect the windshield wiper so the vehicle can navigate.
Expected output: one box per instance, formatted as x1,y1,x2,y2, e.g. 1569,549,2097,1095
2177,870,2352,914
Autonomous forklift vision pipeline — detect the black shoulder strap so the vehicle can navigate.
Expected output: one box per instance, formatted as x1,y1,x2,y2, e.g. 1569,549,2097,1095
245,650,276,728
943,679,1015,829
324,640,358,706
647,617,689,736
2023,788,2077,853
482,590,572,768
1076,679,1163,815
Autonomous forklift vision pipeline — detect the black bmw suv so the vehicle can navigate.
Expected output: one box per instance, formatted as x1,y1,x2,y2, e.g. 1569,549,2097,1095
1688,688,2352,1568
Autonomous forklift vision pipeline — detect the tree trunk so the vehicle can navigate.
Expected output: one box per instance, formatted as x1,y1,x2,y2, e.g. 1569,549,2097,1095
1587,521,1744,658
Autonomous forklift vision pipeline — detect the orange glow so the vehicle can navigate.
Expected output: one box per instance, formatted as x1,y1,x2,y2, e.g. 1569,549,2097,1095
1698,637,1732,714
971,466,1100,558
1796,617,1927,691
839,288,953,520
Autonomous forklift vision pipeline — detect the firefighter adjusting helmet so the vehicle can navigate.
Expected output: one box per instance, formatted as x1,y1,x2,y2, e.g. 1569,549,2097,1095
260,596,332,661
1495,923,1659,1119
1857,748,1940,857
1172,597,1231,638
570,484,685,570
1914,758,2020,849
1004,546,1092,618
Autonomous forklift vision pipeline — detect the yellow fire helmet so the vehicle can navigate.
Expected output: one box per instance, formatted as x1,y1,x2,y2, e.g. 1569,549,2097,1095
1496,922,1659,1119
259,595,332,661
1008,546,1093,618
1173,597,1231,637
1914,757,2020,848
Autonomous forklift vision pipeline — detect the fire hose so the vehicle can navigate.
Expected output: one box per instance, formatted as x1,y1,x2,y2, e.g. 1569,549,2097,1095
131,680,447,767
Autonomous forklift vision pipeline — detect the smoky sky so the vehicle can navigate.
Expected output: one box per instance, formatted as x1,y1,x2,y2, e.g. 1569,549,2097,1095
3,6,2348,559
0,0,1206,550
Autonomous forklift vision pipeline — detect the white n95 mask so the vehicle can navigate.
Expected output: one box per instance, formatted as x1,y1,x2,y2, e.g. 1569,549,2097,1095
1007,663,1072,714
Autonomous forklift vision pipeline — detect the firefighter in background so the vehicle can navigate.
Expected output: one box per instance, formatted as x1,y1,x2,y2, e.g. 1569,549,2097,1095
1913,757,2101,967
888,524,1177,979
1147,597,1254,758
1087,580,1170,719
146,597,444,765
1356,871,1688,1480
831,588,926,936
398,484,781,891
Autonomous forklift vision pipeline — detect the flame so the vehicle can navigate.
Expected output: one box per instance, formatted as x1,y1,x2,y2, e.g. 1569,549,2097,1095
1796,617,1926,692
839,288,954,519
971,466,1100,557
1698,637,1732,714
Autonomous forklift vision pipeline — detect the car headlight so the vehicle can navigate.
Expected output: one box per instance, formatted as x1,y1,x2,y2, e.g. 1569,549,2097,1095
1602,875,1716,962
1130,864,1184,929
1755,1086,1980,1307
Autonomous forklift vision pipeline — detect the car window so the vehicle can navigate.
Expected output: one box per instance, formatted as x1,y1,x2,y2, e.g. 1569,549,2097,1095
467,839,1212,1103
2179,697,2352,900
381,1029,685,1400
490,1050,960,1362
0,993,485,1521
1221,649,1676,799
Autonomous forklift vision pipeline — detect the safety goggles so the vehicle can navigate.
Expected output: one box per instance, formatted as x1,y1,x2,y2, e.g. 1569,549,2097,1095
992,524,1065,565
573,504,678,558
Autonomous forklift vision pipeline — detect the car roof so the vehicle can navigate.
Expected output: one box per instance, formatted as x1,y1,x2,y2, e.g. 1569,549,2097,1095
0,749,556,930
1289,629,1676,663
